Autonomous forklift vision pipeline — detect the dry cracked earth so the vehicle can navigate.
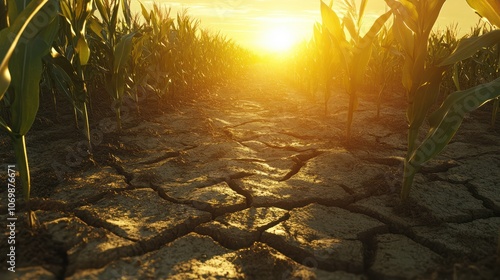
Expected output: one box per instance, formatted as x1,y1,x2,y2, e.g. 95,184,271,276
1,64,500,279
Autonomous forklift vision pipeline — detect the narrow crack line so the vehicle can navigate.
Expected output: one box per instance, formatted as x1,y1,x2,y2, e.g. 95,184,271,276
256,212,291,241
225,179,253,207
344,205,416,235
345,205,454,259
149,184,182,204
231,157,268,163
279,162,304,182
338,184,356,196
64,220,205,277
255,200,316,211
108,161,134,185
261,141,314,152
224,119,267,128
12,189,125,213
138,151,181,165
227,172,255,180
180,143,198,151
277,150,325,182
73,209,139,243
465,182,499,216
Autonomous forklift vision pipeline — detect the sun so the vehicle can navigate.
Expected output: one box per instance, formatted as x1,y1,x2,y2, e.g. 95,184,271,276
260,26,298,52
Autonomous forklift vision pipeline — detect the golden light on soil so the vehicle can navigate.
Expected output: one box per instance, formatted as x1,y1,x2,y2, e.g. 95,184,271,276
260,25,298,52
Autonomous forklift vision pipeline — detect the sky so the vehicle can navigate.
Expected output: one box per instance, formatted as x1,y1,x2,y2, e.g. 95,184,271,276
131,0,482,51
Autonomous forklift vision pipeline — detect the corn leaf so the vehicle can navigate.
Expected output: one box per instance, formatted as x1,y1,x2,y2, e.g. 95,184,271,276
94,0,109,24
76,36,90,65
0,0,50,101
140,1,150,23
466,0,500,28
89,18,104,40
0,29,12,100
358,0,368,26
408,67,445,128
439,30,500,66
355,10,392,52
385,0,418,33
320,1,345,43
113,32,136,74
409,77,500,169
60,0,72,20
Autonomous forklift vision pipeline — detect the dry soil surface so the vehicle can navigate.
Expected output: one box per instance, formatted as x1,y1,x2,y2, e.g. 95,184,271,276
1,64,500,279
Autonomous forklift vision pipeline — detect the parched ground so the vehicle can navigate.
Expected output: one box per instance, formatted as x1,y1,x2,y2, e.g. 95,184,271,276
1,63,499,279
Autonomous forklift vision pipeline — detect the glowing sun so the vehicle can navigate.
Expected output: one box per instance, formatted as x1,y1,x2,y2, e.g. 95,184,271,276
260,26,298,52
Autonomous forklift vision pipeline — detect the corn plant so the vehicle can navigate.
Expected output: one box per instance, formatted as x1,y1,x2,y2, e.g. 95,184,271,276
320,0,392,138
138,2,174,98
445,22,500,129
368,23,400,117
0,0,59,227
289,40,321,101
90,0,138,131
42,0,94,152
384,0,447,200
387,0,500,200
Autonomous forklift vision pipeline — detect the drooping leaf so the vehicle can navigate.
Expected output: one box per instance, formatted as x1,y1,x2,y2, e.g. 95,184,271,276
440,30,500,66
0,0,50,101
9,0,59,135
385,0,418,33
405,77,500,193
466,0,500,28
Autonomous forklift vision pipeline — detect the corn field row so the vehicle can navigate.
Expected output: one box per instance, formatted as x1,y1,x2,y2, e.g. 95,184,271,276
288,0,500,200
0,0,251,227
2,0,500,227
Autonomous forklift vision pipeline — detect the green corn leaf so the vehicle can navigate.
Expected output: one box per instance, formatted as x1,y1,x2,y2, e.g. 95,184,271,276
0,29,12,99
94,0,109,24
385,0,418,33
428,76,500,129
9,0,59,135
1,0,50,101
76,36,90,65
405,78,500,195
439,30,500,66
120,0,131,28
88,18,104,40
0,115,12,133
60,0,72,21
402,78,500,200
408,66,446,129
109,1,120,38
466,0,500,28
140,1,150,23
113,32,136,74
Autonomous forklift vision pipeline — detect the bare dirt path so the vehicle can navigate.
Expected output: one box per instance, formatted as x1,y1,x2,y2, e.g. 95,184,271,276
1,63,500,279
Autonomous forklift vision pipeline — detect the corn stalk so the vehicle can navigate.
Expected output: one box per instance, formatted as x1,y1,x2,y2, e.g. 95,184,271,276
0,0,58,227
388,0,500,200
44,0,93,152
90,0,137,131
320,0,391,138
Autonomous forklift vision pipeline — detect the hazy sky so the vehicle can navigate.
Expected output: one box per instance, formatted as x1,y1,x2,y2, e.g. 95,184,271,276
132,1,482,50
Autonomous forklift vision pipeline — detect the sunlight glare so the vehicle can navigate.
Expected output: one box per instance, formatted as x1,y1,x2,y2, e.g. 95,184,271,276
260,25,298,52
